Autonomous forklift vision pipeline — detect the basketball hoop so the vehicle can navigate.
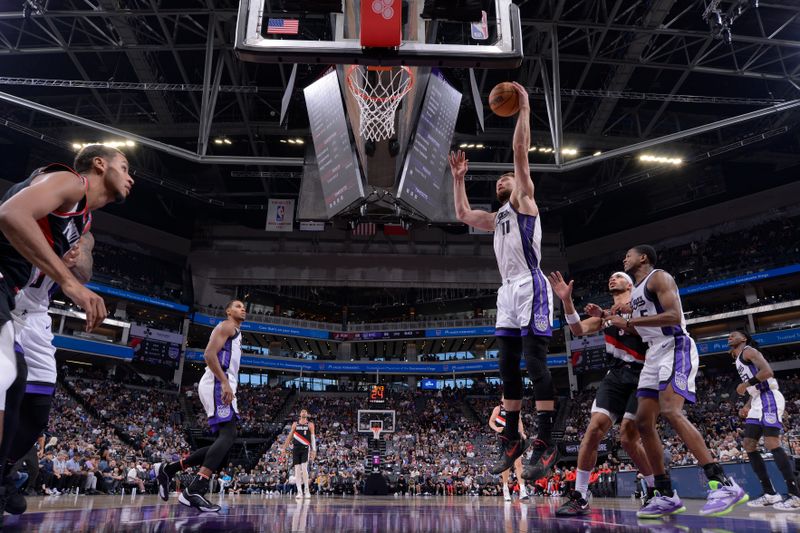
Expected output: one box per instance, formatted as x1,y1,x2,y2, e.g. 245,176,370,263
370,423,382,441
346,65,414,143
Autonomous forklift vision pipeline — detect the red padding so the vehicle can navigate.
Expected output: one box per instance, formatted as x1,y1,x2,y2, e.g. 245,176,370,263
361,0,402,48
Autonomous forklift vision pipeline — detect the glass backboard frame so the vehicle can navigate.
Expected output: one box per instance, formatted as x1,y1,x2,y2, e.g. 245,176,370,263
235,0,523,68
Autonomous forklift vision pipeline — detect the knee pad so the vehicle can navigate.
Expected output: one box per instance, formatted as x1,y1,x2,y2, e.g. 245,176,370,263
497,336,523,400
523,335,554,401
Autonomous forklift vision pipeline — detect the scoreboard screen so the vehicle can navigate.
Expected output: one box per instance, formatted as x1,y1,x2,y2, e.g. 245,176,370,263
369,384,387,405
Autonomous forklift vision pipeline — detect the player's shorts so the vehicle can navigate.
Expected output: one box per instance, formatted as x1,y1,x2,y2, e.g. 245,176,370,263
13,311,57,390
0,278,18,410
744,388,784,438
591,363,642,423
198,370,239,433
637,334,698,403
292,447,309,466
495,270,553,337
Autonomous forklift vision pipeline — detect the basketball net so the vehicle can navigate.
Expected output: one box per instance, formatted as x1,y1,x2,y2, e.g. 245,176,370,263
346,65,414,142
370,424,382,441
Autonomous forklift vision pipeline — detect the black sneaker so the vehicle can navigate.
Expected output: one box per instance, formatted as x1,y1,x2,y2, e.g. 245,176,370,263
179,488,221,513
490,436,528,475
154,463,172,502
2,476,27,515
556,490,590,517
522,439,559,480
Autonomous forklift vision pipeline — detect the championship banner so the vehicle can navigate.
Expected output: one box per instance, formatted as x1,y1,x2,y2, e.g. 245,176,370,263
266,198,295,232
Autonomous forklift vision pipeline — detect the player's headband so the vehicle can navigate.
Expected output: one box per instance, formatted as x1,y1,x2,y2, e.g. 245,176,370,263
611,272,634,286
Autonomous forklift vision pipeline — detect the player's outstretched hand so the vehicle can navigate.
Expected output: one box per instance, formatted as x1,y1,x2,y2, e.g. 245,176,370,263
62,280,107,331
548,271,573,301
510,82,530,111
448,150,468,182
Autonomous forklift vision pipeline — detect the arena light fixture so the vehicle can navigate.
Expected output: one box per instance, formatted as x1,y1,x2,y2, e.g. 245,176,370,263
639,154,683,165
593,151,602,156
72,140,135,150
561,147,577,156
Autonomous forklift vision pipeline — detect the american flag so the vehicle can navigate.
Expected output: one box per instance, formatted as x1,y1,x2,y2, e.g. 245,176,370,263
353,222,376,237
266,18,299,35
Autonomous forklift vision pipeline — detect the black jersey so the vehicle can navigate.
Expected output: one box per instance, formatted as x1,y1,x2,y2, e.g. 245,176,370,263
0,164,91,290
603,319,647,367
494,406,507,428
293,422,311,449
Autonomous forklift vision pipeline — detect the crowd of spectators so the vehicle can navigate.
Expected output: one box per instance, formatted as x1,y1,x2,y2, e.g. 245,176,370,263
186,384,288,438
571,214,800,309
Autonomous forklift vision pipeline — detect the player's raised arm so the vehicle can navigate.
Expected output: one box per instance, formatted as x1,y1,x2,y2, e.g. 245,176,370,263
548,272,603,336
450,150,495,232
510,82,536,213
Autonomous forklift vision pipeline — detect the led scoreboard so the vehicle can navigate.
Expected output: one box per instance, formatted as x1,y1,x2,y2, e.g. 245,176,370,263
369,384,387,405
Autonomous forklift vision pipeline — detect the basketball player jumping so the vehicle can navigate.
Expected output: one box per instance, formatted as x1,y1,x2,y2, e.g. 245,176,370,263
2,235,94,517
282,409,316,499
549,271,653,517
155,300,246,512
449,82,558,481
597,245,748,518
0,145,131,522
728,330,800,510
489,398,528,501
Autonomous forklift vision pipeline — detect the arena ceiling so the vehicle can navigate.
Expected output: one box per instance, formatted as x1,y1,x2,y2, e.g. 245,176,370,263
0,0,799,243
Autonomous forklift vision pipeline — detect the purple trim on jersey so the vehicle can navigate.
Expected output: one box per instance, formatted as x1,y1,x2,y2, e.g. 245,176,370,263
759,390,783,429
25,383,55,396
522,269,552,337
495,327,521,337
516,213,539,270
651,297,682,337
207,377,238,434
13,341,23,355
637,388,659,399
218,337,232,371
660,335,696,403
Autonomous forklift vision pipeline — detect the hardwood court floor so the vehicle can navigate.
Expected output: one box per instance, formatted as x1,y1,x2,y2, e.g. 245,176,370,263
4,493,799,532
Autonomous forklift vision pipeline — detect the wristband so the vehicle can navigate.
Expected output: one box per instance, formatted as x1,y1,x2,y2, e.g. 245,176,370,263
747,376,760,386
565,311,581,325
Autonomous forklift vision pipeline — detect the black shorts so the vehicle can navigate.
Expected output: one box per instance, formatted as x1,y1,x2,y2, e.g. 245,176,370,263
0,279,15,325
743,423,781,440
292,447,309,466
592,364,642,423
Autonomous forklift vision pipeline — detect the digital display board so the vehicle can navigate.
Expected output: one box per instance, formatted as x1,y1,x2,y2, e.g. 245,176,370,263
369,384,387,404
397,72,462,221
569,334,608,374
303,69,365,218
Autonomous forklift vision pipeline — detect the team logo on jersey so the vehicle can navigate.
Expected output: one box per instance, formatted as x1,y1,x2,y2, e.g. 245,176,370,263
764,412,778,424
216,404,231,418
674,372,689,390
534,314,549,332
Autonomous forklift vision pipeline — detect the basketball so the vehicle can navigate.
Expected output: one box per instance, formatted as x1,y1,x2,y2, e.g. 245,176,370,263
489,82,519,117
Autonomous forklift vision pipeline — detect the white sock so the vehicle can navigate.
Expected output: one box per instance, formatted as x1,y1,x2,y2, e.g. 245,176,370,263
644,475,654,487
519,482,526,491
576,469,591,500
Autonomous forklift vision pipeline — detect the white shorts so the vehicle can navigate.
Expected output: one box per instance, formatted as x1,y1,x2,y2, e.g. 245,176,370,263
198,370,239,433
637,334,698,403
495,271,554,337
13,311,56,386
746,388,785,430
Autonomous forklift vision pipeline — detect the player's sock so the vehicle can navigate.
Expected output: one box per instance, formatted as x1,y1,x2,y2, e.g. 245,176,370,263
502,411,521,441
643,474,655,488
654,474,673,497
747,451,776,495
702,462,729,485
536,411,555,445
770,447,800,497
575,469,590,500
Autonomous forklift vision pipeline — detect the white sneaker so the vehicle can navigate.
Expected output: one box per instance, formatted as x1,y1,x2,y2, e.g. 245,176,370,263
295,491,303,500
503,488,511,502
304,491,311,498
519,486,529,500
774,495,800,511
747,493,783,507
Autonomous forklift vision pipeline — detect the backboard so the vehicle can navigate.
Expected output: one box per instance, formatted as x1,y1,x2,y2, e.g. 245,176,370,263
357,409,396,436
235,0,523,68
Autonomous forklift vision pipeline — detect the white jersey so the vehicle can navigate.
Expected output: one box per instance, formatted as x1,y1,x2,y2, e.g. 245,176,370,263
14,268,57,316
493,202,543,281
630,269,689,342
734,346,779,396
